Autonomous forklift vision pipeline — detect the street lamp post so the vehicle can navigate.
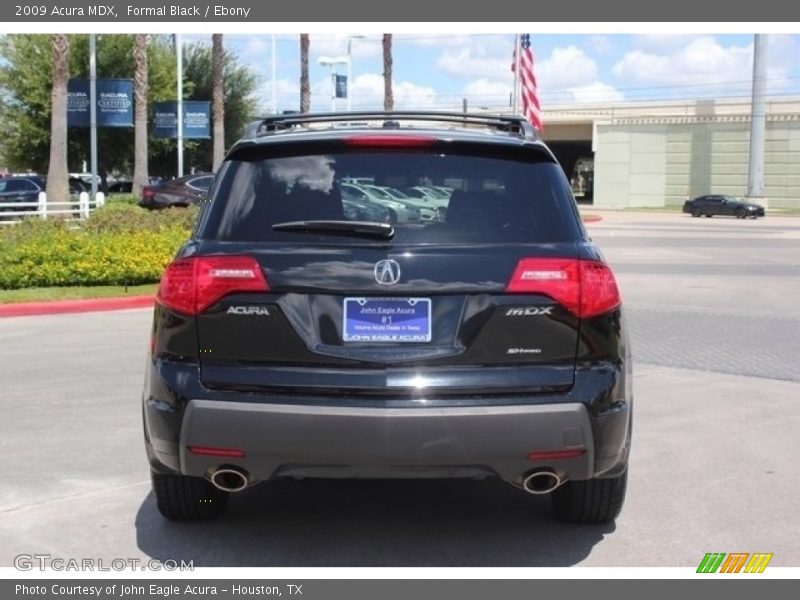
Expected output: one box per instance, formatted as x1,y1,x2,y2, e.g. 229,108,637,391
346,35,366,112
318,56,348,112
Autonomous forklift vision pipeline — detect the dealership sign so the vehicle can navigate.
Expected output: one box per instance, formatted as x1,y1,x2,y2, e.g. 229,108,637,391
67,79,134,127
152,101,211,139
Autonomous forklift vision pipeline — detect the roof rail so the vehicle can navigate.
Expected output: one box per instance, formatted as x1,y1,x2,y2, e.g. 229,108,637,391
243,111,538,141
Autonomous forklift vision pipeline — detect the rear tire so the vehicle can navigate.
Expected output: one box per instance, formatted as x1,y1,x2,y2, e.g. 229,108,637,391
551,471,627,524
151,471,229,521
736,208,746,219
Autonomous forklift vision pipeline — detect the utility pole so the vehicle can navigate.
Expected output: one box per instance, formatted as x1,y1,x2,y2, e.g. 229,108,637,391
747,34,767,202
176,33,184,177
89,34,98,198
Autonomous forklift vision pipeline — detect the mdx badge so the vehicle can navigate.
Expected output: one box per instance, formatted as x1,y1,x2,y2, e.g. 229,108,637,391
227,306,270,316
506,307,554,316
374,259,401,285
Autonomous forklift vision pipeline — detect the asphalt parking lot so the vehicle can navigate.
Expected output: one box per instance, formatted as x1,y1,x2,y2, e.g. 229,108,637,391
1,210,799,567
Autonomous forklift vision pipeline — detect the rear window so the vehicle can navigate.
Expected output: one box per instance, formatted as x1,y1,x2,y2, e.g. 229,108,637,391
199,148,581,244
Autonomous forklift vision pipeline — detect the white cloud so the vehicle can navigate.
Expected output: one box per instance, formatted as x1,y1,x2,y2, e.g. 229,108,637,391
458,45,620,108
631,35,697,53
463,78,512,105
310,34,382,60
439,42,602,94
568,82,625,104
612,36,791,96
310,73,439,111
254,79,299,113
536,46,598,91
588,35,615,55
400,34,503,48
437,46,511,80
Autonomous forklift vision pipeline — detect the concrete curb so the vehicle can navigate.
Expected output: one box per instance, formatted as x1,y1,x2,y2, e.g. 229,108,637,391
0,295,154,318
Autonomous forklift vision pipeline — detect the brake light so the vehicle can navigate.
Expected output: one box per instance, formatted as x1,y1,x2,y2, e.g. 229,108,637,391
142,187,155,200
343,135,437,148
157,256,269,315
506,258,620,318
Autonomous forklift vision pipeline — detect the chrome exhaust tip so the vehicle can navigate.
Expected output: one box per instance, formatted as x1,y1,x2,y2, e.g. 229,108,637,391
522,469,564,495
209,466,250,493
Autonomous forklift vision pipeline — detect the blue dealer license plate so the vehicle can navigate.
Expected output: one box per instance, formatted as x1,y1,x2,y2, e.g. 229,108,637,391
343,298,432,343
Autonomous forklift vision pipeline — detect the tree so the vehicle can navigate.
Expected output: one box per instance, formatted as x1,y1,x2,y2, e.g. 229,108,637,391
382,34,394,112
0,34,176,178
179,42,258,172
0,35,257,179
300,34,310,113
211,34,225,171
45,34,69,208
132,34,149,196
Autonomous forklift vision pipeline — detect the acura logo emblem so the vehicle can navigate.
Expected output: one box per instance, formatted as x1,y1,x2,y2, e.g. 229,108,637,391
374,259,401,285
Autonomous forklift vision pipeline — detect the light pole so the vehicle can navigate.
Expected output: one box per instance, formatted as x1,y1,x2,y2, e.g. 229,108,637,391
271,34,277,113
346,35,366,111
176,33,183,177
318,56,348,112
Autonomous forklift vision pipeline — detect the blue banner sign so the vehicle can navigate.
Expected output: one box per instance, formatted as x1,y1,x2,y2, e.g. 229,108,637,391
335,74,348,99
152,101,211,139
67,79,134,127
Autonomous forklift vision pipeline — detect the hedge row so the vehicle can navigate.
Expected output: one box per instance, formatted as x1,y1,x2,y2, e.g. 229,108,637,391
0,204,198,290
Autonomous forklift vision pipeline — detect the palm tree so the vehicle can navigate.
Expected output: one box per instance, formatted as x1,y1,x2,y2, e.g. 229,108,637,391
300,34,310,113
212,34,225,171
45,34,70,212
132,34,149,197
382,34,393,111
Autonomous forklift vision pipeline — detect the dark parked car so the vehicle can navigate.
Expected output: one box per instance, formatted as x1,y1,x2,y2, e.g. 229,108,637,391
683,195,765,219
144,112,632,524
107,180,133,194
0,176,87,219
139,173,214,209
0,176,42,217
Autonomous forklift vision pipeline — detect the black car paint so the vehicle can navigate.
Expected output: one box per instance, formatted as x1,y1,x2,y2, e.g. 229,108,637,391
143,137,630,485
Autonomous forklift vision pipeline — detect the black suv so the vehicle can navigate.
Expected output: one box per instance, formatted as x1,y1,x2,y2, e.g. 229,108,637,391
143,112,632,524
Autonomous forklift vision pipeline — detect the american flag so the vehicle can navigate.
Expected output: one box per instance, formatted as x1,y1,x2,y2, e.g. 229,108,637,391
512,34,543,132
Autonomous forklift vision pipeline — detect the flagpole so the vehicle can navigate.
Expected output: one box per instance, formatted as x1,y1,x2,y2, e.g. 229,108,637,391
512,34,521,115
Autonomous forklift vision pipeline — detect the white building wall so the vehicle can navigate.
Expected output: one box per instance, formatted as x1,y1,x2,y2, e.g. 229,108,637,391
594,119,800,209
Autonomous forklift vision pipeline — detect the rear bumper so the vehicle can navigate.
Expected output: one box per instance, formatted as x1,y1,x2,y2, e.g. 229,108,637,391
143,360,632,484
177,400,596,484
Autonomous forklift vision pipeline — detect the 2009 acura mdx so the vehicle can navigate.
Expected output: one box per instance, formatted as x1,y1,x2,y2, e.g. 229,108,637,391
142,111,632,524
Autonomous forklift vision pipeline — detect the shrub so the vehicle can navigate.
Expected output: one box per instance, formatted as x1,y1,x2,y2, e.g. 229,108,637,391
0,205,199,290
83,203,199,235
104,193,140,206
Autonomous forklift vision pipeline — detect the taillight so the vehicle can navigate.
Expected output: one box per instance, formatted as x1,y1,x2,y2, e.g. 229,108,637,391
157,256,269,315
142,187,155,200
506,258,620,318
343,135,437,148
579,260,622,318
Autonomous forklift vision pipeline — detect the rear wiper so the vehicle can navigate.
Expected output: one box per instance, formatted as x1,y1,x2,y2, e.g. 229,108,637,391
271,220,395,239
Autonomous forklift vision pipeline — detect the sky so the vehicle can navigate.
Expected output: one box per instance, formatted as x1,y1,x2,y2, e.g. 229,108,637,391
186,33,800,114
